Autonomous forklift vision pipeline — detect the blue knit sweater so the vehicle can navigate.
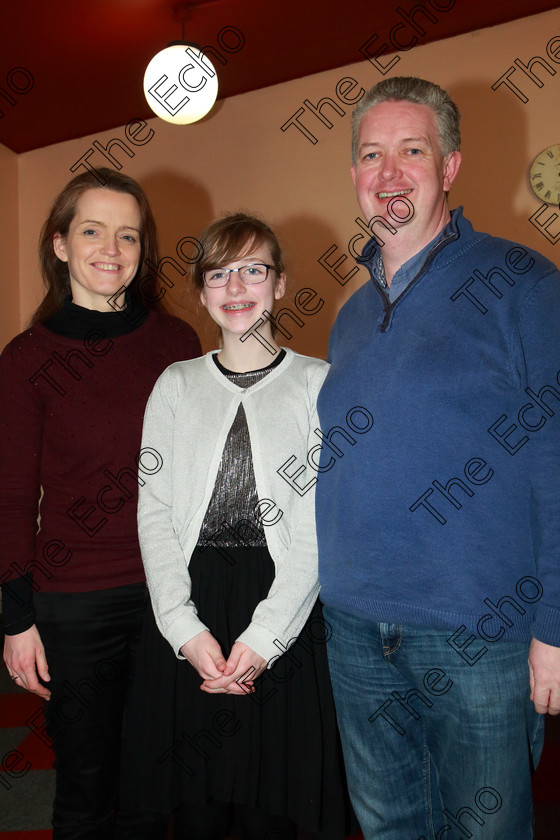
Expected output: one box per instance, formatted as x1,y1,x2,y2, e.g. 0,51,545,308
316,208,560,646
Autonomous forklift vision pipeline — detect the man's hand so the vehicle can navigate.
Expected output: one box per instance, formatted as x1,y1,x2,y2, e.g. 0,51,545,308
201,642,267,695
180,630,227,681
529,638,560,714
3,625,51,700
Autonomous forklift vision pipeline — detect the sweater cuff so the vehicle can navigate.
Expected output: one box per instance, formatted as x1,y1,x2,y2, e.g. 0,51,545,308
164,615,209,659
532,604,560,648
1,575,36,635
236,624,289,668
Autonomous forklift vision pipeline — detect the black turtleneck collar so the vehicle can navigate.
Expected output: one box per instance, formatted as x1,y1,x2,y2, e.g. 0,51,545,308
43,295,149,340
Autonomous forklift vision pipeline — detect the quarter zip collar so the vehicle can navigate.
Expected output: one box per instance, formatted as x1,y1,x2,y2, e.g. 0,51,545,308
356,207,463,332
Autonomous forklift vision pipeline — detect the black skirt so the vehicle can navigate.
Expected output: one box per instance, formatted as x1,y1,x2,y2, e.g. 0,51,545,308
120,546,352,839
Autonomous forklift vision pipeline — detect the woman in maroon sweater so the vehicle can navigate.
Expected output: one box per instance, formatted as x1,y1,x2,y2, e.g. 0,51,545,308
0,168,201,839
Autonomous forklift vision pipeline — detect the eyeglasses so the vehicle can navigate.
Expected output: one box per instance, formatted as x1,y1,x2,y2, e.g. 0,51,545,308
202,263,274,288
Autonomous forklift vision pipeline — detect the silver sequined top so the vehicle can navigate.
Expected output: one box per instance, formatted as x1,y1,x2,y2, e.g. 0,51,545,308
198,354,284,547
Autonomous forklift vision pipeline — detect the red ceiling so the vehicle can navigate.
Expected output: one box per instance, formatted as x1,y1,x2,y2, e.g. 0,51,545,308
0,0,558,154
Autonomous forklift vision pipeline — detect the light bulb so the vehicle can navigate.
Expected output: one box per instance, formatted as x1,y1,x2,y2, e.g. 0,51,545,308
144,43,218,125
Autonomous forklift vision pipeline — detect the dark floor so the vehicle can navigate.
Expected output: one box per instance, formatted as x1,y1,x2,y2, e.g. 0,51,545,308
0,637,558,839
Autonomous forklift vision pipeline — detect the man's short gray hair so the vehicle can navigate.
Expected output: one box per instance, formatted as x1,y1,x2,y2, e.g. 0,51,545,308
351,76,461,165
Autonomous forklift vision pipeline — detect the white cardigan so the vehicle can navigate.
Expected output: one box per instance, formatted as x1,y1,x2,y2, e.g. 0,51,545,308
138,349,329,664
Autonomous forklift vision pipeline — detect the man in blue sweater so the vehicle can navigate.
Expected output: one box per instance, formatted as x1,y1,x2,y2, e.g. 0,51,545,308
316,76,560,839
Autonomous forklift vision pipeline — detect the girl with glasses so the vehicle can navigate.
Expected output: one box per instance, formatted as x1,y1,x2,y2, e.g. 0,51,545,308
122,213,351,840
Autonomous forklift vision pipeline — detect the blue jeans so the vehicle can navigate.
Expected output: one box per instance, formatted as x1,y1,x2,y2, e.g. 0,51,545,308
324,607,544,840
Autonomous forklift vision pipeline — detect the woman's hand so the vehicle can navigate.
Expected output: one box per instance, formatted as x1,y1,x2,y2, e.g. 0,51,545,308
180,630,227,681
201,642,267,695
3,625,51,700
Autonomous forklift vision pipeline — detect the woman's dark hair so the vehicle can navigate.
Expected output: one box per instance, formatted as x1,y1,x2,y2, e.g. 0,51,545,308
32,168,161,324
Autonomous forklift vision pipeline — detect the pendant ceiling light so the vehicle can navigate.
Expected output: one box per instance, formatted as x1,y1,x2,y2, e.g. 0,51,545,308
143,3,218,125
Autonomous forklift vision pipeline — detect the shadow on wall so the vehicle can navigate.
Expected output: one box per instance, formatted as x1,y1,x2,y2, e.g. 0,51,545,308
139,170,215,350
134,173,367,361
450,80,530,245
275,214,367,361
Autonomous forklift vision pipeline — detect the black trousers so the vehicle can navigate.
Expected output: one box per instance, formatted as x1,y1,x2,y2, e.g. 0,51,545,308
35,583,166,840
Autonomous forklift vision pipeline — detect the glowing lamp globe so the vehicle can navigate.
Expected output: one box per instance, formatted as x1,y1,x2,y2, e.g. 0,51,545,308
143,42,218,125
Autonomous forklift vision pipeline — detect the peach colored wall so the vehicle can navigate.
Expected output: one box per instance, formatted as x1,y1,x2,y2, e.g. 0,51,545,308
7,8,560,358
0,143,20,349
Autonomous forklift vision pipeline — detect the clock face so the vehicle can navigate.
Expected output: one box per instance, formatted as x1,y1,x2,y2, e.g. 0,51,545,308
530,144,560,205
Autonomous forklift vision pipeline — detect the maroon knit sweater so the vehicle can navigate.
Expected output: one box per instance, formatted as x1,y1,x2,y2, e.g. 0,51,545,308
0,309,201,600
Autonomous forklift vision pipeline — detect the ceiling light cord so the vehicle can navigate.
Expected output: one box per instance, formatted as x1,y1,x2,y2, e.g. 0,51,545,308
143,3,219,124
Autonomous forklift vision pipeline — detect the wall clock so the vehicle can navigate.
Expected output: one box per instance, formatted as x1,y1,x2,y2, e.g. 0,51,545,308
529,144,560,205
